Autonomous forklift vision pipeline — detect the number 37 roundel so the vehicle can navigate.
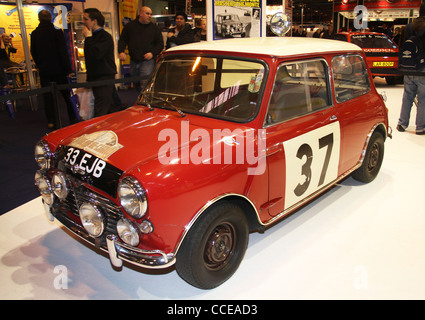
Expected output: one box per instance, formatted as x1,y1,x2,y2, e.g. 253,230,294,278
283,122,340,210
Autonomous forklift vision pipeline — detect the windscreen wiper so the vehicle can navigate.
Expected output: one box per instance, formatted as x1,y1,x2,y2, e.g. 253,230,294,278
137,92,154,111
152,96,186,118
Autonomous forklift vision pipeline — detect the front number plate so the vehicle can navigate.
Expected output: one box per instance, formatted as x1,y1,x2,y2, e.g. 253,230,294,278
64,146,107,178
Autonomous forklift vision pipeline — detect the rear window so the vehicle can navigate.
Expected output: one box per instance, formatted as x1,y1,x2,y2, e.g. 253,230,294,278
350,34,397,49
332,54,370,103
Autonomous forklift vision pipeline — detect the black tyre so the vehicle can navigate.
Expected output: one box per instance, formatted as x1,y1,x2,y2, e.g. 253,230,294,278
175,202,249,289
352,132,385,183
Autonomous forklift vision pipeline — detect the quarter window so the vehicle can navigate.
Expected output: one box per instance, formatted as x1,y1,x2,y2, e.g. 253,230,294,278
332,54,370,103
267,59,331,125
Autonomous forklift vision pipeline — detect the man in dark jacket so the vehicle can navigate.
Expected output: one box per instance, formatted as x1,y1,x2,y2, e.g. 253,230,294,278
397,3,425,135
31,9,77,130
166,12,195,49
83,8,117,117
118,6,163,91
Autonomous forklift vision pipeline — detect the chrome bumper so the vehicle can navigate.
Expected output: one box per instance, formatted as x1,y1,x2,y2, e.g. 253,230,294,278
106,234,175,269
42,202,175,270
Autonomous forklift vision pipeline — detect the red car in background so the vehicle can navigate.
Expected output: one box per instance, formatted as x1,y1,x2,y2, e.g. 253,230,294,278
334,32,402,85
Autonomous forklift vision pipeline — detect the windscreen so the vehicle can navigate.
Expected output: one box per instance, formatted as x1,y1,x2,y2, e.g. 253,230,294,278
139,56,266,122
350,34,397,49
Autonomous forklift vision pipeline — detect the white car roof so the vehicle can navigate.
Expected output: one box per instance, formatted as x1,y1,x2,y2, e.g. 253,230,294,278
166,37,362,57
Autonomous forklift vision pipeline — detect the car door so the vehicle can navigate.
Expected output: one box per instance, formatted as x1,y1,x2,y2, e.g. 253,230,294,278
264,58,341,217
331,54,374,174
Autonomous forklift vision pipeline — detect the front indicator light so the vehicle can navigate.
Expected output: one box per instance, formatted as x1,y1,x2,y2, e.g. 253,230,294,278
140,220,154,234
52,172,69,200
79,203,104,238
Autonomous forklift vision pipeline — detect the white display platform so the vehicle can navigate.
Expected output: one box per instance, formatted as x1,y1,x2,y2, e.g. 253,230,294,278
1,78,424,300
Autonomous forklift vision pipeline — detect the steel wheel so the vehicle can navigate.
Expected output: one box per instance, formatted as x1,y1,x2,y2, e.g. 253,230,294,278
204,222,236,271
352,131,385,183
367,142,380,172
176,202,249,289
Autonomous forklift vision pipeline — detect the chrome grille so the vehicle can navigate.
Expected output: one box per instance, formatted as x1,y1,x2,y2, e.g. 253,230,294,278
54,174,123,246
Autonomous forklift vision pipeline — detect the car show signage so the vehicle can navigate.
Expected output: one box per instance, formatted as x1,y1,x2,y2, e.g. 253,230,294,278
207,0,266,40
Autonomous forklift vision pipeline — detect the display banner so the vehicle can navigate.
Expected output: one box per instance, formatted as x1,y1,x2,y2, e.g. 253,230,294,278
212,0,264,40
117,0,139,65
335,0,422,12
363,0,422,10
118,0,139,32
334,0,359,12
0,3,73,72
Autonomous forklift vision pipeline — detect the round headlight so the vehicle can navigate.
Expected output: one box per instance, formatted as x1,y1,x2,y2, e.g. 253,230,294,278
79,203,104,238
35,171,54,206
35,140,53,169
117,218,140,246
118,177,147,219
52,172,69,200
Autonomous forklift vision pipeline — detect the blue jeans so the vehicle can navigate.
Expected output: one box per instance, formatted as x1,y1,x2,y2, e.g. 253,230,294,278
130,59,155,91
398,73,425,133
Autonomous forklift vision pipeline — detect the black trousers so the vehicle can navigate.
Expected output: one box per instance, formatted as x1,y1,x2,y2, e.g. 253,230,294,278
40,75,77,126
91,75,116,118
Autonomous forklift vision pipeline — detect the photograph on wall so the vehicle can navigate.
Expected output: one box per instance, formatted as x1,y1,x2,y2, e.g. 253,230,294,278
213,0,262,40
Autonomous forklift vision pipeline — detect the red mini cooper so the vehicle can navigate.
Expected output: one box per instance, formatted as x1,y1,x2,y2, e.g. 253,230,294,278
34,37,390,289
334,31,402,85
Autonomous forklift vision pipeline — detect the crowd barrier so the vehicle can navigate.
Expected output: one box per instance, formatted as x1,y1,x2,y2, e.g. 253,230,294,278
0,75,145,128
1,69,425,126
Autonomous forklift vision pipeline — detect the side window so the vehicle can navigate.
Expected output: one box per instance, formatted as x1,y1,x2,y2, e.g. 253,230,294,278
332,54,370,103
267,59,331,125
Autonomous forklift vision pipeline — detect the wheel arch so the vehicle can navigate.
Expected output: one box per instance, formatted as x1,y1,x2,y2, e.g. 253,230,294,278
374,122,389,141
173,193,263,256
358,122,388,166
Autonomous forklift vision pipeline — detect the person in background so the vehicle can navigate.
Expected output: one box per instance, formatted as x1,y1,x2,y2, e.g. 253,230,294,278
0,33,20,69
166,12,195,48
397,2,425,135
393,26,401,46
82,8,117,118
31,10,77,130
118,6,163,91
193,18,207,42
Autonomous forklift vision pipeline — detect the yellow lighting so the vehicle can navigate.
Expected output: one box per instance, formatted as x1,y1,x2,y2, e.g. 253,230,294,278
192,57,201,73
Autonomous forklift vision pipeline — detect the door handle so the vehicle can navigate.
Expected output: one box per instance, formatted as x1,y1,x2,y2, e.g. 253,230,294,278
330,115,338,121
